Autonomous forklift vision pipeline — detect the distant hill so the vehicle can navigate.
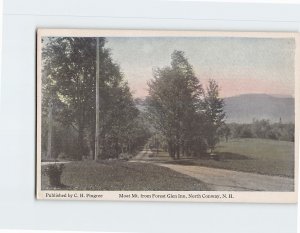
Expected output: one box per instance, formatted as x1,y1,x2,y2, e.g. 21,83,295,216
135,94,295,124
224,94,294,123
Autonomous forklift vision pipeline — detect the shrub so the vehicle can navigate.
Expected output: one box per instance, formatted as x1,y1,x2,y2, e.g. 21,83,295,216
228,121,294,142
119,153,132,161
57,152,69,161
43,164,65,187
148,153,154,158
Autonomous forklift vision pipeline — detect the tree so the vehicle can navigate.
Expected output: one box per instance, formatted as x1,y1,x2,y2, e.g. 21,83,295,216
146,50,205,159
42,37,148,160
252,119,271,139
42,37,101,159
203,79,226,153
99,82,144,158
218,124,231,142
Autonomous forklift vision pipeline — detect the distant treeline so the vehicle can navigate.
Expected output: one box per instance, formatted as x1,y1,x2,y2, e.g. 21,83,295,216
224,119,294,142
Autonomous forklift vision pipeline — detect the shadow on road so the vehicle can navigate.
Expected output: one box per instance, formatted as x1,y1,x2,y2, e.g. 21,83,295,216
160,152,251,167
198,152,251,161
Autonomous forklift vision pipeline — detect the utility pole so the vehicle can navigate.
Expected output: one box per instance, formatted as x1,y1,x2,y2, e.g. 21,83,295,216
46,99,53,159
95,37,100,160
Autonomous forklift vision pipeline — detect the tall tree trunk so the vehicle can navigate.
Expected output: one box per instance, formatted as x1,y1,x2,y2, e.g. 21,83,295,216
46,100,53,159
176,144,180,160
95,37,100,160
77,106,85,160
168,141,175,159
86,130,94,159
77,126,84,160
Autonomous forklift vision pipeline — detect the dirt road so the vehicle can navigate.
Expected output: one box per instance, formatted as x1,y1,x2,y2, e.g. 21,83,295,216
159,163,294,191
132,149,294,191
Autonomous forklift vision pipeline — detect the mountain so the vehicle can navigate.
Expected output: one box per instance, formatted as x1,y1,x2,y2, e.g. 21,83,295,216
224,94,294,123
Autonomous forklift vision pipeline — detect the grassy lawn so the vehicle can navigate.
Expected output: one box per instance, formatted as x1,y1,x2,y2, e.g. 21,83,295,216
160,138,295,178
41,160,209,191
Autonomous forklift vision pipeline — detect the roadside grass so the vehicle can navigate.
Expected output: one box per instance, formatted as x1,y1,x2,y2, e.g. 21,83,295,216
159,138,295,178
41,160,210,191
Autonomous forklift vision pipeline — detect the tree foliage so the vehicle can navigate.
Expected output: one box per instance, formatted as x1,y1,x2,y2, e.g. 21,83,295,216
42,42,228,161
228,120,294,142
203,79,226,152
146,50,222,158
42,37,149,160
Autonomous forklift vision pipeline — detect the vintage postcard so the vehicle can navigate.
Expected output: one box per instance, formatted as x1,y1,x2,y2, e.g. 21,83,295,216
36,29,299,202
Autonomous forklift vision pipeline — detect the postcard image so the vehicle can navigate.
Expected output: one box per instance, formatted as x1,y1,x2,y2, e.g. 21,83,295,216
36,29,299,202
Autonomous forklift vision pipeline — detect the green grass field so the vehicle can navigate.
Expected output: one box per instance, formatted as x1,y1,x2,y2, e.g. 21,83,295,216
41,160,209,191
163,138,295,178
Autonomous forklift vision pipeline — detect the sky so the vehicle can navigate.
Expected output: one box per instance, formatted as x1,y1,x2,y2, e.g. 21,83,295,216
105,37,295,98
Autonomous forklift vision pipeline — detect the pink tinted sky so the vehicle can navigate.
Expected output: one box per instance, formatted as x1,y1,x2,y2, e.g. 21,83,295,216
201,77,293,97
106,37,295,98
129,76,293,98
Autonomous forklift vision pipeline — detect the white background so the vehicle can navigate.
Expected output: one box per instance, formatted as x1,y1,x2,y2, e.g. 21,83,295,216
0,0,299,232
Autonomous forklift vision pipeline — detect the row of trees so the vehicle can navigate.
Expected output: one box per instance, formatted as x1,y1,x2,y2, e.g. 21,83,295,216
43,39,292,162
42,37,150,160
146,50,226,159
227,120,294,142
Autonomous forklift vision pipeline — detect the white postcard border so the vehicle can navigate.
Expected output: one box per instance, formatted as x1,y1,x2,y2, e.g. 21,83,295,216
36,29,299,203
